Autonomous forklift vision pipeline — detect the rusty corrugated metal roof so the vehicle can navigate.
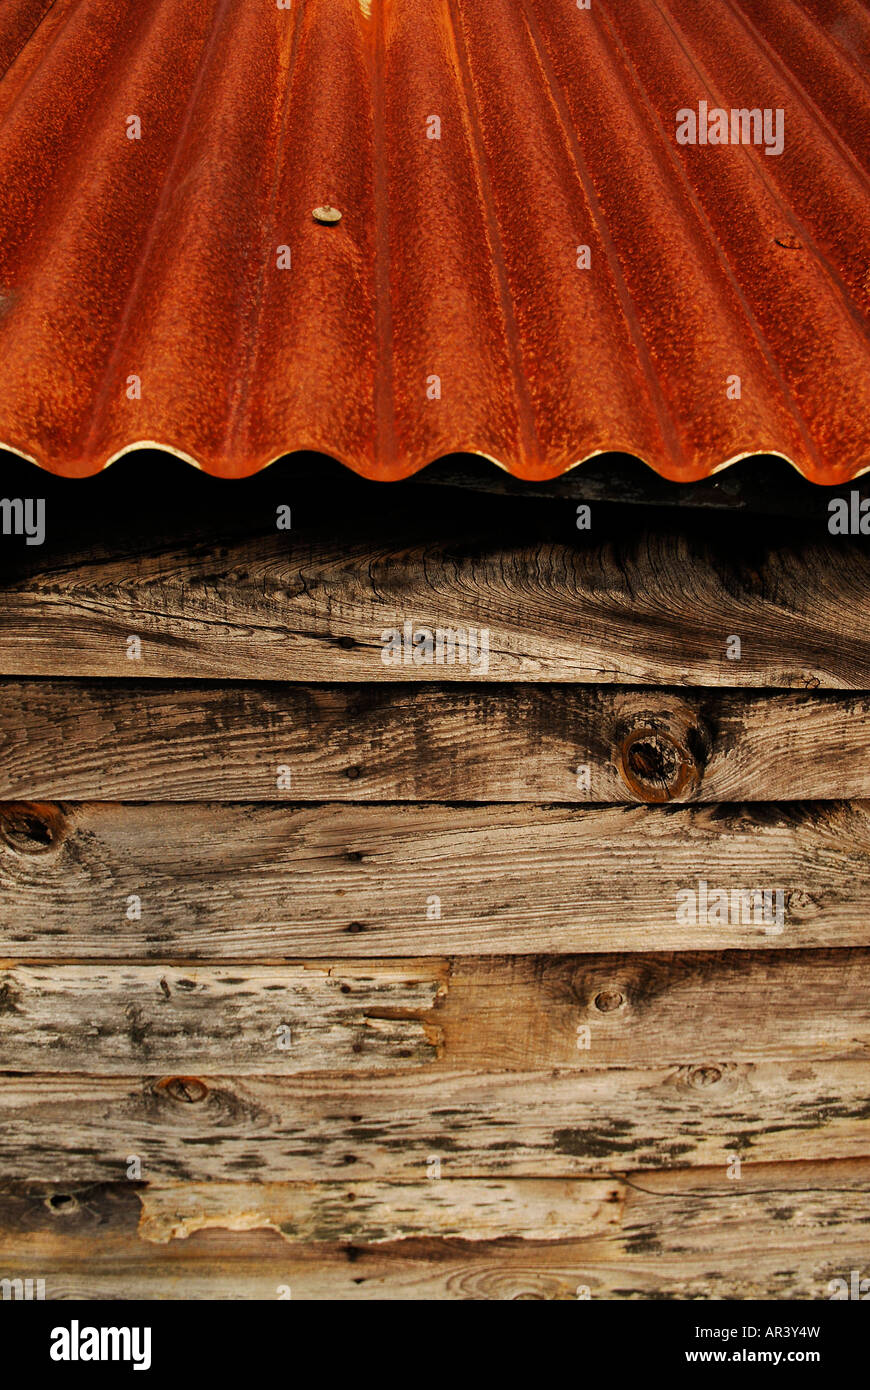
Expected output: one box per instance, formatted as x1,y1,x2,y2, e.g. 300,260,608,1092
0,0,867,483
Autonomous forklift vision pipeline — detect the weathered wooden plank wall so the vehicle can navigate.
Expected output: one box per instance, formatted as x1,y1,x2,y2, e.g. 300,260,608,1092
0,456,867,1299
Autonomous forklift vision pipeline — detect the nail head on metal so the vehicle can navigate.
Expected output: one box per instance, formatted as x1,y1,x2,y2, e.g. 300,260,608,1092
312,205,342,224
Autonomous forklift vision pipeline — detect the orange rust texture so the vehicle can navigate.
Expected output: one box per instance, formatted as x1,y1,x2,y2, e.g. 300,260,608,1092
0,0,867,482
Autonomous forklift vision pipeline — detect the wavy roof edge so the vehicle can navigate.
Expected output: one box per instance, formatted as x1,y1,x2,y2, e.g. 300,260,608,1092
2,436,869,488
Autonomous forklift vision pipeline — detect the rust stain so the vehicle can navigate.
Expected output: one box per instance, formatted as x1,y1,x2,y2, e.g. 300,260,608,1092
0,0,867,482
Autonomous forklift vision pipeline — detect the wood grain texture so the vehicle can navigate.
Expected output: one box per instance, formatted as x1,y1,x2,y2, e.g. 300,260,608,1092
2,799,868,957
442,950,870,1067
134,1162,870,1254
4,681,870,802
135,1178,625,1245
2,951,867,1073
1,516,868,685
2,465,866,1302
1,1065,867,1184
2,1160,868,1298
0,962,445,1073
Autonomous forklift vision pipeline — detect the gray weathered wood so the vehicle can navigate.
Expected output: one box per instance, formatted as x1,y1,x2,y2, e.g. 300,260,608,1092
3,682,870,802
0,963,445,1073
1,1064,867,1183
1,523,868,684
1,799,868,956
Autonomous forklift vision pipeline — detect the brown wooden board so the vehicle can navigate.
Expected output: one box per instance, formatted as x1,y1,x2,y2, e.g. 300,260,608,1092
1,1065,867,1184
441,951,870,1068
1,500,868,686
0,962,445,1073
2,1158,867,1299
2,800,867,957
3,682,870,803
2,951,868,1073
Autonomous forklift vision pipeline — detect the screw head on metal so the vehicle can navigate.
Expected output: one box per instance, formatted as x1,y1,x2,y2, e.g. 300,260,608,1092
312,205,342,225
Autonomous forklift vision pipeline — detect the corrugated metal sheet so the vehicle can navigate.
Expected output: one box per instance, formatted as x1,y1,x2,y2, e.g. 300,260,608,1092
0,0,867,482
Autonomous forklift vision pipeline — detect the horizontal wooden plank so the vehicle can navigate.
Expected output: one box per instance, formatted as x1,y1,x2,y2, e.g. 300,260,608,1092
1,1064,867,1183
0,1241,859,1300
4,682,870,802
2,800,868,957
2,951,867,1073
9,1155,870,1250
3,1160,867,1298
135,1160,870,1259
0,963,445,1073
1,511,868,685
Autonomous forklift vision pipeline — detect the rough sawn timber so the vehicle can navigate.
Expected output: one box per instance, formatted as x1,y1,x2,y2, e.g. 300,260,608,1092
1,799,867,957
0,962,445,1073
3,681,870,802
1,1064,868,1184
1,520,869,685
1,951,868,1072
1,1160,868,1298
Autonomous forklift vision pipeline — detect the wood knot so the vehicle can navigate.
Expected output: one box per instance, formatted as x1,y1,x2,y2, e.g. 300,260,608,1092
0,980,20,1013
593,989,625,1013
0,802,66,855
157,1076,209,1104
688,1065,723,1089
613,704,710,803
786,889,817,919
44,1193,78,1216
